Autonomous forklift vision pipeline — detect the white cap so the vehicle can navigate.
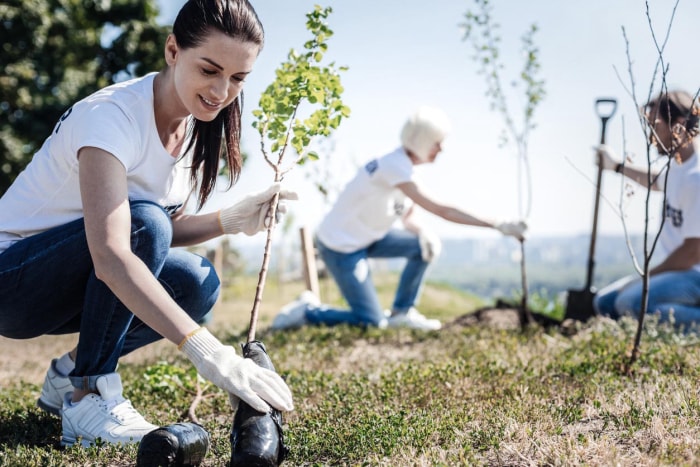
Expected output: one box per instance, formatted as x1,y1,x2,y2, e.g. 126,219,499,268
400,106,452,162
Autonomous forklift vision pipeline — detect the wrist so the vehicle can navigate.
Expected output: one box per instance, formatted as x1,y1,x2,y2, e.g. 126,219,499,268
614,163,623,173
179,327,225,362
219,206,241,234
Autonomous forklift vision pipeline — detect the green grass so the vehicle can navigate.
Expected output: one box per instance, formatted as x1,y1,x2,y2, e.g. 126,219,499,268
2,275,700,466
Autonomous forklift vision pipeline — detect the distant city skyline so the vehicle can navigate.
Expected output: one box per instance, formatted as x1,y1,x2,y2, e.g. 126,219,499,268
225,232,648,301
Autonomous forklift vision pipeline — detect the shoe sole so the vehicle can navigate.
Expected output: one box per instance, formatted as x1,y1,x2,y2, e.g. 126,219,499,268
61,433,151,447
60,436,95,448
60,436,78,448
37,398,61,417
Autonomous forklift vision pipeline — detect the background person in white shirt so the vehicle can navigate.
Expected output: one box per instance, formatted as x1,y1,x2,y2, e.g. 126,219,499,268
272,106,526,331
594,90,700,329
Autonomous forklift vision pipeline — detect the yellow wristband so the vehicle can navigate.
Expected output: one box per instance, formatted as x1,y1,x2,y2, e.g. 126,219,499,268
177,327,205,351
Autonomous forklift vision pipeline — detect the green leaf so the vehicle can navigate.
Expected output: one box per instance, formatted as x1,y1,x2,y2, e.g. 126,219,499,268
252,4,349,172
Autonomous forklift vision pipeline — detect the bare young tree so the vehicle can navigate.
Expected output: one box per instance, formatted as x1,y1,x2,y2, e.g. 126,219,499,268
461,0,546,328
611,0,700,370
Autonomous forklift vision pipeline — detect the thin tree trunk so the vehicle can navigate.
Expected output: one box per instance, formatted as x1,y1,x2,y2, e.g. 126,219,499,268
518,239,533,329
247,187,280,343
627,261,650,372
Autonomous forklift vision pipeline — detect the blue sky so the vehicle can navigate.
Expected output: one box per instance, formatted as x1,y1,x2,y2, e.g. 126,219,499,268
157,0,700,241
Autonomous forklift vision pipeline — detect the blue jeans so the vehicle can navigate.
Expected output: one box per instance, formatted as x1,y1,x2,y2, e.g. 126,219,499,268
0,200,220,391
305,229,430,327
594,270,700,328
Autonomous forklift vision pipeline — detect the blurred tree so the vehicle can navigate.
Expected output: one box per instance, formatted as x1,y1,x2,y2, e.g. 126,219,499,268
462,0,546,327
0,0,168,194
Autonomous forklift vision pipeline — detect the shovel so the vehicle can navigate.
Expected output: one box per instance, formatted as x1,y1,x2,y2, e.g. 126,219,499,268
564,97,617,322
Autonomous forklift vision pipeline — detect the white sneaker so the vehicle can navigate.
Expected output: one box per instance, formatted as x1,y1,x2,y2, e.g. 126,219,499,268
387,308,442,331
37,359,73,417
271,290,320,330
61,373,157,447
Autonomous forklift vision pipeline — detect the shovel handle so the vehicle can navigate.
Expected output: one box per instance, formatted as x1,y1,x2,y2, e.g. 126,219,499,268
595,98,617,144
586,97,618,289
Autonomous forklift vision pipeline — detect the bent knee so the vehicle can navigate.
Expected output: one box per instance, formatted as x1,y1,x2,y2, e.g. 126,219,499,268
163,251,221,321
129,200,173,254
130,201,173,236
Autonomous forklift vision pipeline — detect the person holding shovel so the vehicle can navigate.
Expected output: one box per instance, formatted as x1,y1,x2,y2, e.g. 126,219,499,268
594,90,700,328
0,0,295,448
271,106,527,331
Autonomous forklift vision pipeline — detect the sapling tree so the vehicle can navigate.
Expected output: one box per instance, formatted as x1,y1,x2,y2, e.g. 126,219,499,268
185,6,349,429
611,0,700,370
227,7,349,464
248,5,350,342
461,0,546,327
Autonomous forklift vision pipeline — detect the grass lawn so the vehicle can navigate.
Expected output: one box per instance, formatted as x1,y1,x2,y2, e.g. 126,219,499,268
1,273,700,466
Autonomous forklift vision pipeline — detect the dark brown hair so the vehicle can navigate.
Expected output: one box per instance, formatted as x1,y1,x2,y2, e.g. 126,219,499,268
173,0,264,209
646,90,699,137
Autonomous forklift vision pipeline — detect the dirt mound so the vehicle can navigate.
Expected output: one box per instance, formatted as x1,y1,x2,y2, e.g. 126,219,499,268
449,306,522,330
447,299,562,331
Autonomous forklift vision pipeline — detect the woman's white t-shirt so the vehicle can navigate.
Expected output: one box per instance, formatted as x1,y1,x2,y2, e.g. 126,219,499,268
0,73,191,254
316,147,415,253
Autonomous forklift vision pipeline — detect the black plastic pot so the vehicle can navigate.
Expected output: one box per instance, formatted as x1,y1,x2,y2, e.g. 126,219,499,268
136,422,210,467
229,340,288,467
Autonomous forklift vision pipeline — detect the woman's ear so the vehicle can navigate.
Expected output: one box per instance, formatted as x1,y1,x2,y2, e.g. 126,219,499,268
164,34,179,66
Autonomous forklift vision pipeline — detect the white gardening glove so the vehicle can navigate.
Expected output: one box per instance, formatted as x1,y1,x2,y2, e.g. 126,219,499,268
495,221,527,240
594,144,620,172
220,183,298,236
418,230,442,262
180,328,294,413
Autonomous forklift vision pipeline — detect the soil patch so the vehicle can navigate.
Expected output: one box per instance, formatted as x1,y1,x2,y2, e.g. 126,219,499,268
449,306,523,330
0,334,173,388
446,299,562,331
334,338,425,373
0,334,78,387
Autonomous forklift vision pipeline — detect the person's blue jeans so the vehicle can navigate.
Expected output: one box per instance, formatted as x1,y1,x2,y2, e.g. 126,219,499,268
0,200,220,391
594,269,700,328
305,229,430,327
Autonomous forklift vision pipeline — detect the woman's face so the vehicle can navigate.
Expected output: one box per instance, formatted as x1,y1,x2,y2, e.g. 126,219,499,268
645,103,693,156
166,30,260,121
647,105,674,155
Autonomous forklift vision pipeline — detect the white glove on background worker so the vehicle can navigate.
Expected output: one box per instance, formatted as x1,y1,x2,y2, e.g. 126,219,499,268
594,144,621,171
180,328,294,413
220,183,298,236
418,230,442,262
495,221,527,240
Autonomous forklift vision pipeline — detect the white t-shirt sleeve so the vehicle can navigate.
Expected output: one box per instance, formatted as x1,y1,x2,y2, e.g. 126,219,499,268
67,101,141,170
375,151,413,187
